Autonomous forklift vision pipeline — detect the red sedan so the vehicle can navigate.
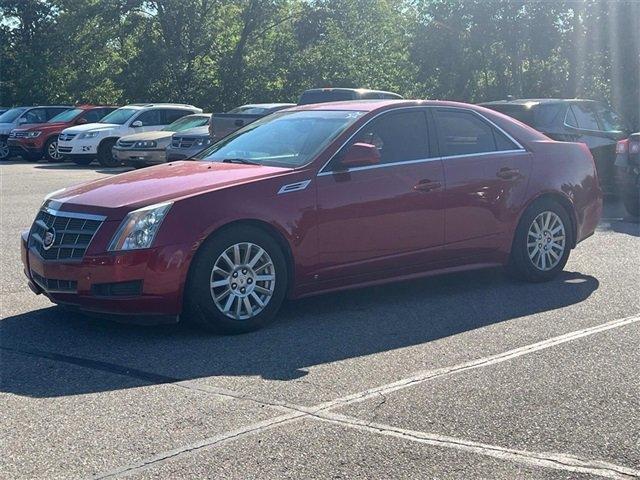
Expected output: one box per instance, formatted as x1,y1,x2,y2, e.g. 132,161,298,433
21,100,603,333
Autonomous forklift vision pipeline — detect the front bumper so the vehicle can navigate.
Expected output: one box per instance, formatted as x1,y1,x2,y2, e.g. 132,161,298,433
21,230,190,319
57,139,98,156
114,147,166,165
7,138,44,156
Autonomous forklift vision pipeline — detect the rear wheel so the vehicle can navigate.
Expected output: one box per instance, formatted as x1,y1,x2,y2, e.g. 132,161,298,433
97,139,120,167
44,137,63,162
507,198,573,282
622,190,640,217
185,226,288,334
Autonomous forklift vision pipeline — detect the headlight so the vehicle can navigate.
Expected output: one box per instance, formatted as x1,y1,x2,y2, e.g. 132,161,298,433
25,131,42,138
108,201,172,251
134,140,157,148
195,138,211,147
79,131,100,139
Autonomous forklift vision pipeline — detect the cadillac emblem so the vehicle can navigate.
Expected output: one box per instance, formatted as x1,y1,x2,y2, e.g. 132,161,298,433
42,226,56,250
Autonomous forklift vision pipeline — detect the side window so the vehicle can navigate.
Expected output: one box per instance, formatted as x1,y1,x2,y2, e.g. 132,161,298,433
82,109,107,123
346,110,430,165
46,108,68,120
165,109,191,124
434,109,516,157
22,108,47,124
565,106,578,128
595,104,626,132
135,109,164,126
571,104,600,130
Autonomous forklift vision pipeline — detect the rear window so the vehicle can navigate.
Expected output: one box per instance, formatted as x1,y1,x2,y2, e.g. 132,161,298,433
484,103,562,129
298,90,356,105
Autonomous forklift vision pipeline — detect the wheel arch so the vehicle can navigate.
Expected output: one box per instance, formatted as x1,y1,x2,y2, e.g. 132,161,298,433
518,192,578,249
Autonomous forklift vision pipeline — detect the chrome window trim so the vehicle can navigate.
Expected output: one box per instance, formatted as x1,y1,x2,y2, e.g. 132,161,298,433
43,206,107,222
316,105,526,176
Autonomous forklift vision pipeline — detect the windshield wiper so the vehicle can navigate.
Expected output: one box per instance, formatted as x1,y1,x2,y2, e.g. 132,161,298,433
221,158,260,165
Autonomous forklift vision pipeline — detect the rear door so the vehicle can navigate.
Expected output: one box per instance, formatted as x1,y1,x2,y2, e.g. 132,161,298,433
315,108,445,281
432,107,531,260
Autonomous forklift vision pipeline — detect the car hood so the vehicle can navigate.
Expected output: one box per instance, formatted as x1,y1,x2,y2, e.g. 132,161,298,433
12,122,68,133
49,161,291,217
63,123,119,134
119,131,172,142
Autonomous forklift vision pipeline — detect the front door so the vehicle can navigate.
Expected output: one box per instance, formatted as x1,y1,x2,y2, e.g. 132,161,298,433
315,109,446,282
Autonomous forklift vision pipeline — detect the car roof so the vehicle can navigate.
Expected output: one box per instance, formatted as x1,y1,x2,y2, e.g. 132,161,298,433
480,98,597,107
285,99,485,112
123,103,200,110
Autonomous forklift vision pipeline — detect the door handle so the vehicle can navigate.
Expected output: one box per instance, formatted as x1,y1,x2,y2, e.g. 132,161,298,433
496,167,520,180
414,179,442,192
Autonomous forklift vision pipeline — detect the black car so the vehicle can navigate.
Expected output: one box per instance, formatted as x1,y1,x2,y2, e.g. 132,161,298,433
615,132,640,217
480,99,630,193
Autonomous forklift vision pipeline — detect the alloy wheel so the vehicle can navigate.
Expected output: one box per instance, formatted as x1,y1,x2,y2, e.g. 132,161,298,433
48,140,62,160
527,211,566,271
210,242,276,320
0,140,9,159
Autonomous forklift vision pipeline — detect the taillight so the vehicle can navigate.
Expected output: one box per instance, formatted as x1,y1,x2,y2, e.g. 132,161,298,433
616,139,628,154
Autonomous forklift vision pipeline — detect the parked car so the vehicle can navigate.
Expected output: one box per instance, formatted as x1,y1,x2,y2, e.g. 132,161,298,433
480,99,630,194
0,108,10,115
114,113,211,168
298,87,403,105
615,132,640,216
57,103,202,167
7,105,118,162
166,126,212,162
208,103,295,141
0,106,72,160
21,100,602,334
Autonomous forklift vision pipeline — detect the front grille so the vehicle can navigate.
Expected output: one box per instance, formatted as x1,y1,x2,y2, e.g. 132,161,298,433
117,140,135,148
29,208,103,261
57,146,72,153
171,136,197,149
31,271,77,293
58,133,77,142
9,131,28,138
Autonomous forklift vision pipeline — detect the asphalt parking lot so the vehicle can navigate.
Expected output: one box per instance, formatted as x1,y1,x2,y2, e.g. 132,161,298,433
1,161,639,479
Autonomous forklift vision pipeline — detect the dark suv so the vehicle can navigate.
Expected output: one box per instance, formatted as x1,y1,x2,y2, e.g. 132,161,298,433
480,99,630,193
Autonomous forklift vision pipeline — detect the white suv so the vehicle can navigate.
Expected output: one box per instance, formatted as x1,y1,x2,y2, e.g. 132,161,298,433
57,103,202,167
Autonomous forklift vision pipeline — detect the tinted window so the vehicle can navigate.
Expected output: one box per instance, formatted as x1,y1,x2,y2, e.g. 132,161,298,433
571,104,600,130
163,115,210,132
298,90,356,105
565,107,578,128
0,107,26,123
22,108,47,124
595,104,626,132
48,108,83,123
347,110,430,165
100,108,138,125
165,109,193,124
135,109,164,126
484,103,561,129
435,109,516,156
82,108,110,123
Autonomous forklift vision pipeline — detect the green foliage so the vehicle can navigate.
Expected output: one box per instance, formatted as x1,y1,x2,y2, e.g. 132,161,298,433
1,0,638,128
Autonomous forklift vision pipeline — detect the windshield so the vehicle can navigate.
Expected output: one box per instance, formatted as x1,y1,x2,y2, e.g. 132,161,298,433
0,107,26,123
99,108,138,125
196,110,364,168
48,108,83,123
163,115,210,132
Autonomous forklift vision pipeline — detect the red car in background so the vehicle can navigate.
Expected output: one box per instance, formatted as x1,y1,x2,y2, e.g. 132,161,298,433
21,100,602,334
8,105,117,162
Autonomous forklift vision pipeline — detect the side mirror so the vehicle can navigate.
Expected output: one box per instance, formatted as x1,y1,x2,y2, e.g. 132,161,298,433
76,117,88,125
131,120,143,128
340,142,381,169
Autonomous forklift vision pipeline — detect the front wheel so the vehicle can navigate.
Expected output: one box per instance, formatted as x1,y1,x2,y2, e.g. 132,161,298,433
0,138,10,160
622,191,640,217
97,139,120,167
44,137,64,162
185,226,288,334
507,199,573,282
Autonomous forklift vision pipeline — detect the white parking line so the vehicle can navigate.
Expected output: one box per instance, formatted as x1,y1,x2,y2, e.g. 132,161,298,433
92,313,640,479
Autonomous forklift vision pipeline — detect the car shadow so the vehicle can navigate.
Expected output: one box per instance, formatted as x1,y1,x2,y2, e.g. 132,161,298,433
0,268,598,398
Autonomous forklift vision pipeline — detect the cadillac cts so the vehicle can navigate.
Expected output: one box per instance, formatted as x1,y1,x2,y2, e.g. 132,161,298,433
22,100,602,333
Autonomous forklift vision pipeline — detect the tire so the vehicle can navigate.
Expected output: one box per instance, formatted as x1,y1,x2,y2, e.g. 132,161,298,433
622,191,640,218
507,198,573,282
72,157,94,166
97,139,120,167
184,225,288,334
44,137,64,162
0,138,9,160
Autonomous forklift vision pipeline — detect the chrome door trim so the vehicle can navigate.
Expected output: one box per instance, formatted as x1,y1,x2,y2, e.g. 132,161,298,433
316,105,527,176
